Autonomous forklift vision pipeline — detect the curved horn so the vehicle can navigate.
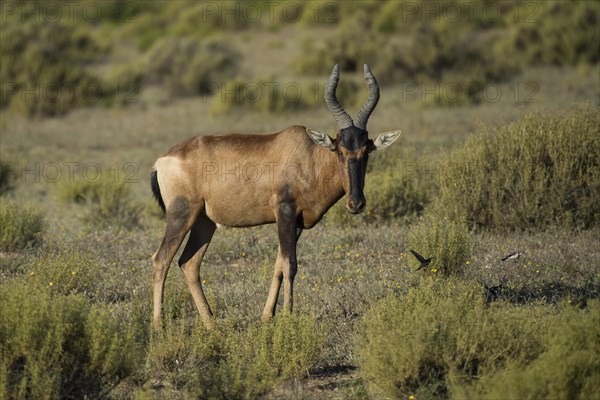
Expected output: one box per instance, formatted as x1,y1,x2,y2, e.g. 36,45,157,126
324,64,354,130
354,64,380,130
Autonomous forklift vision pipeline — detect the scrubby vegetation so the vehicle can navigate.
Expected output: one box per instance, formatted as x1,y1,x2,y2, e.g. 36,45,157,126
211,74,366,115
1,0,599,398
433,106,600,230
297,1,599,103
0,201,44,252
407,217,471,277
144,36,239,98
357,280,599,399
57,177,142,230
2,0,597,115
0,282,145,399
0,18,106,116
472,302,600,399
146,313,327,398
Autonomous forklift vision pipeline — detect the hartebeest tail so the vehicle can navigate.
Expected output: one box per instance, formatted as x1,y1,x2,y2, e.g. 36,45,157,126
151,64,402,330
150,169,166,214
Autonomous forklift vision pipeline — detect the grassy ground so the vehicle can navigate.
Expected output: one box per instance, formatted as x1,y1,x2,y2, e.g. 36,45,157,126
2,64,598,398
1,1,599,398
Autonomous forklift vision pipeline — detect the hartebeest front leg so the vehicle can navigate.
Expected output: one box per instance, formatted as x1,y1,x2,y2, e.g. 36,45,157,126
261,203,301,321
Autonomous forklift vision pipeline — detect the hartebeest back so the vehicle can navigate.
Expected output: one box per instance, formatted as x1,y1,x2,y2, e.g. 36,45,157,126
151,64,401,329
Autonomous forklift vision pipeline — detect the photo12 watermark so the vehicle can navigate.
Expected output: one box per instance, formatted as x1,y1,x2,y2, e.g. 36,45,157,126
1,81,139,107
201,80,325,104
400,81,539,105
0,1,141,23
395,1,539,24
196,1,339,24
0,1,340,24
0,161,139,184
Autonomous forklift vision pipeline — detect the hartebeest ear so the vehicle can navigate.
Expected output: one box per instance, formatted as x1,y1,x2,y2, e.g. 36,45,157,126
306,128,335,149
371,130,401,151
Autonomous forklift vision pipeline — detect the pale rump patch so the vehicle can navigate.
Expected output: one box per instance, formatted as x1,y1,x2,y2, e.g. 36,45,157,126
154,156,193,209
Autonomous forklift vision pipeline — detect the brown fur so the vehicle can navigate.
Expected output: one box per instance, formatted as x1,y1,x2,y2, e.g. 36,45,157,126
151,123,400,329
155,126,343,229
150,65,402,330
151,125,350,329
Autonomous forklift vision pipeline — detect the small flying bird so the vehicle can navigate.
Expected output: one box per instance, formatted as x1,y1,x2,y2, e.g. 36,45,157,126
410,249,433,271
501,252,522,262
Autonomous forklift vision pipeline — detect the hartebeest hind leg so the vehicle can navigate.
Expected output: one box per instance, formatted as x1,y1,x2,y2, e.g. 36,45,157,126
262,203,302,321
178,214,216,328
152,197,200,330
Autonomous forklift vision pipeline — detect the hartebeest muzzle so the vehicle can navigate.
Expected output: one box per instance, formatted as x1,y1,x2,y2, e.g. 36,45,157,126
346,156,367,213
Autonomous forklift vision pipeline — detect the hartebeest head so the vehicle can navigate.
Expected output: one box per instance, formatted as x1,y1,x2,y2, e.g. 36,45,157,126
306,64,401,214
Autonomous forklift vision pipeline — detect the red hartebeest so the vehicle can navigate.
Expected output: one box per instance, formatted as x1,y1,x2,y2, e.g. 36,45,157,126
151,64,400,329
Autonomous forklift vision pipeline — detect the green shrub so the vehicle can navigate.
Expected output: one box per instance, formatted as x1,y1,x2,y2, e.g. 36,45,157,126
432,106,600,230
297,1,598,93
57,175,126,204
0,201,44,252
222,313,328,398
356,279,554,399
373,0,519,34
101,62,144,106
28,246,102,299
296,1,520,88
146,313,327,398
210,75,364,115
467,301,600,399
295,13,380,75
126,1,249,50
498,1,600,67
0,19,107,116
326,167,430,225
57,177,142,230
146,318,223,397
407,216,471,277
0,282,144,399
378,20,521,92
144,35,239,97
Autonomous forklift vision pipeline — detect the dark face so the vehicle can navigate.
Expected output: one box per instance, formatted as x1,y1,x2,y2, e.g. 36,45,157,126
334,127,374,214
